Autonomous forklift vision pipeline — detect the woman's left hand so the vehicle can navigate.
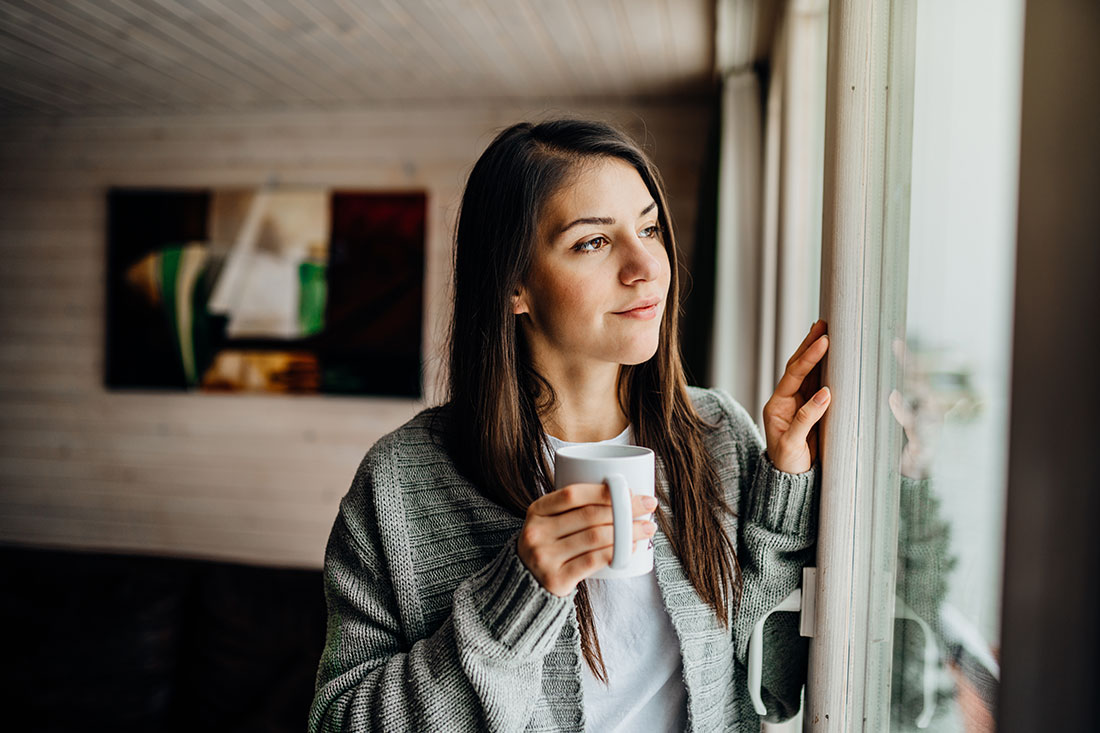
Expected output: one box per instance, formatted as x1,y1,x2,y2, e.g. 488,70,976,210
763,320,831,474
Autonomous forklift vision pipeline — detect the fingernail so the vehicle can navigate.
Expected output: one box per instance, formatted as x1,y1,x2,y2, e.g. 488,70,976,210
645,521,657,533
813,386,830,405
642,496,657,510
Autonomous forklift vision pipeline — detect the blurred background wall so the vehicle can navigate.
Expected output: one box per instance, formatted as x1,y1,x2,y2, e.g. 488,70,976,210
0,1,719,569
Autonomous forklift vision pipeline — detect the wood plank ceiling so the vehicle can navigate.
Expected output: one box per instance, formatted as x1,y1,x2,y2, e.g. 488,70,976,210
0,0,716,117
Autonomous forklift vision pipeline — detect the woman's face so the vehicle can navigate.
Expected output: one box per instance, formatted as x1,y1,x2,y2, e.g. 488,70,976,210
514,157,671,375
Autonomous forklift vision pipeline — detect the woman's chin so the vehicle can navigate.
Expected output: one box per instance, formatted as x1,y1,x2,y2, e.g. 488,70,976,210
617,340,661,366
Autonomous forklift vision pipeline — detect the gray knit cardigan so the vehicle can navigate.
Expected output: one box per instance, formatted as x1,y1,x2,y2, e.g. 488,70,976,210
309,387,818,732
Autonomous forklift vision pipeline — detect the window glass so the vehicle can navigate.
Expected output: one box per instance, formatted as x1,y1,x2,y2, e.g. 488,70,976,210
884,1,1023,730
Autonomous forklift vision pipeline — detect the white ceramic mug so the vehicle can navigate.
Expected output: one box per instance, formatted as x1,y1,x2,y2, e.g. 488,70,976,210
553,443,656,579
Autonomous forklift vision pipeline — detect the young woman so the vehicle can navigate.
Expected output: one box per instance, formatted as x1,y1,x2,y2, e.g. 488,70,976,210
309,119,830,732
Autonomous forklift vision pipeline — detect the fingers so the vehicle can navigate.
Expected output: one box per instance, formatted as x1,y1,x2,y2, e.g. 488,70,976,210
557,519,656,563
789,319,828,367
542,495,651,538
783,386,831,447
556,520,657,579
528,482,609,516
888,388,915,430
764,321,832,472
531,481,656,517
520,515,657,596
774,333,829,398
520,483,659,596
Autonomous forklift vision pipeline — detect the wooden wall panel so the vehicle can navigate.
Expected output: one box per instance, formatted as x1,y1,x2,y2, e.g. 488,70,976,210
0,101,710,568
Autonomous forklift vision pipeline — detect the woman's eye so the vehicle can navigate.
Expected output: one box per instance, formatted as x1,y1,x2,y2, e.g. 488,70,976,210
573,236,608,252
640,225,661,238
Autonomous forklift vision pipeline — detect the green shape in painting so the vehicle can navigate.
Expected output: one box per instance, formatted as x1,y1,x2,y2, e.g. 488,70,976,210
298,259,327,336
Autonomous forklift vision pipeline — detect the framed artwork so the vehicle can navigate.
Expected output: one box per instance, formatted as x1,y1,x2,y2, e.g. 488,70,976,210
105,188,426,398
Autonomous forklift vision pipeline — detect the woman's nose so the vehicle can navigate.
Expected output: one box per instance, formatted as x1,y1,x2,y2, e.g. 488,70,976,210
619,233,664,284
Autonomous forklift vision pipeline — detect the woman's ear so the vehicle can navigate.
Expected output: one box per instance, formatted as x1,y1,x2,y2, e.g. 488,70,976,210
512,286,530,316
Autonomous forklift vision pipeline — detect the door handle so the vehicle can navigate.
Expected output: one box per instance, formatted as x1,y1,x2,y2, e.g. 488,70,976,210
746,574,940,725
894,598,938,729
747,567,816,716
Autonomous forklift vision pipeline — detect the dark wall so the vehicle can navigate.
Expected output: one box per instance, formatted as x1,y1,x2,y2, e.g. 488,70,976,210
998,1,1100,729
1,547,326,733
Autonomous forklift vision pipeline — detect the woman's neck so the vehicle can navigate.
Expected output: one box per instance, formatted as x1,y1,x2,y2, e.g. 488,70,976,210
539,364,628,443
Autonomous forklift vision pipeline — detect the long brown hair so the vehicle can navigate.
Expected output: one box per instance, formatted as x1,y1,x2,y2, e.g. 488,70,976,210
447,119,739,683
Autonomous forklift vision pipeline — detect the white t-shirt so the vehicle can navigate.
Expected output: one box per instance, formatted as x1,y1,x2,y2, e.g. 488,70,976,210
546,427,689,733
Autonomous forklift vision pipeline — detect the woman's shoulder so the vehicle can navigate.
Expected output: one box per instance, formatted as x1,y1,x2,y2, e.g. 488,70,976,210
684,387,766,491
338,405,466,540
361,405,467,489
363,404,452,465
685,386,759,437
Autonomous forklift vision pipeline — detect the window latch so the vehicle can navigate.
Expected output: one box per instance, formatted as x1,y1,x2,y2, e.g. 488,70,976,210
747,566,816,715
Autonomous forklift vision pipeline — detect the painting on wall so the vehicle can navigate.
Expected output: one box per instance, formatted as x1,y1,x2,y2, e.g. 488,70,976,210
105,188,426,398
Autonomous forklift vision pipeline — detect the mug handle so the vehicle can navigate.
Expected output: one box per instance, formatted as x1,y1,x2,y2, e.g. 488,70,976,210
606,473,632,569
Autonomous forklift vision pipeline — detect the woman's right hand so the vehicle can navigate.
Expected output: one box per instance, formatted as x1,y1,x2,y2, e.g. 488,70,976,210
517,483,658,597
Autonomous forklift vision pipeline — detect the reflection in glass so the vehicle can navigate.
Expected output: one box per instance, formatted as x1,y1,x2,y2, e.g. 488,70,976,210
883,0,1024,730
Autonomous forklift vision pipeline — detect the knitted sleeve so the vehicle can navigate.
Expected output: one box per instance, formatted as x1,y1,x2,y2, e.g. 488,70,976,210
891,476,957,726
308,449,575,733
712,391,819,724
895,476,954,634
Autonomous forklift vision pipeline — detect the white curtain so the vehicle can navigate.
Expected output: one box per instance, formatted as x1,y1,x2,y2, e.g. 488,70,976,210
711,0,828,431
711,0,828,727
710,67,764,416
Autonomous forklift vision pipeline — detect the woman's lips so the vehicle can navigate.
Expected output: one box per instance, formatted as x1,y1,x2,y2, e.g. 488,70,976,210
614,302,661,320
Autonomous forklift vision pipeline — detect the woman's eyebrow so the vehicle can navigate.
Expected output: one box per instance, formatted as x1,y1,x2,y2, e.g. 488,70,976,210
558,201,658,235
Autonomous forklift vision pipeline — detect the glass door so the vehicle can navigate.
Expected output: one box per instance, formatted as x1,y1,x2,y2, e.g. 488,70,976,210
805,0,1024,730
884,1,1023,730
